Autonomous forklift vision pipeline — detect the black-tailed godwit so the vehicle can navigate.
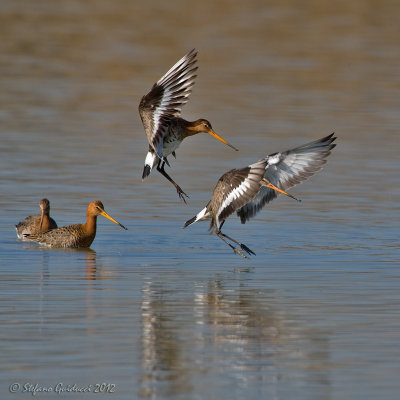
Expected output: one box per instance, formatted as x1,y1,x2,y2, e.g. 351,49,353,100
184,133,336,257
139,49,238,202
25,200,127,248
16,198,57,240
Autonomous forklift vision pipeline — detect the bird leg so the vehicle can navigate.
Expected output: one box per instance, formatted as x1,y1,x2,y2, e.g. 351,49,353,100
157,160,189,203
216,230,255,258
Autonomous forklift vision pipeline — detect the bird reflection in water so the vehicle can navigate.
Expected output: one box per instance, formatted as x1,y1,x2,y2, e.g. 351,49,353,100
139,277,331,398
139,281,191,398
83,249,97,280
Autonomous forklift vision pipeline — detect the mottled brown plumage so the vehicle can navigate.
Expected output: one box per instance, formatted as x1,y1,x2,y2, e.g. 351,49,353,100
16,198,57,240
26,201,127,248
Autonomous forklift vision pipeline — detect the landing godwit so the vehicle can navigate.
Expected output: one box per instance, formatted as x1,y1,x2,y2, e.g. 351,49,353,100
139,49,238,202
184,133,336,257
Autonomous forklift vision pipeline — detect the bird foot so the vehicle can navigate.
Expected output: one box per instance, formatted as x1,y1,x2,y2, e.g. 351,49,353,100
233,248,248,259
177,187,189,203
240,243,256,256
225,239,255,258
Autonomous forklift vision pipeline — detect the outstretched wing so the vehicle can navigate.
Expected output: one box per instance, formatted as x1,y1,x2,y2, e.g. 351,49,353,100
138,49,198,159
237,133,336,223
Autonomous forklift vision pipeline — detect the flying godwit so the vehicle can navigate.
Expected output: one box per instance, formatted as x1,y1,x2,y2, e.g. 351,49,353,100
16,198,57,240
184,133,336,257
139,49,238,202
25,200,127,248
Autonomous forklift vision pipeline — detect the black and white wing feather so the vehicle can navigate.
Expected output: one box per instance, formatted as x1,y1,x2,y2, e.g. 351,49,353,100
138,49,198,159
211,159,267,231
237,133,336,223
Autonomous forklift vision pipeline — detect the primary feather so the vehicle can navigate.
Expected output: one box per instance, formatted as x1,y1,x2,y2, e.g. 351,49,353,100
237,133,336,223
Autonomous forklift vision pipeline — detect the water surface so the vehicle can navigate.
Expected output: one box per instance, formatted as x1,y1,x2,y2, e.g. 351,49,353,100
1,1,399,399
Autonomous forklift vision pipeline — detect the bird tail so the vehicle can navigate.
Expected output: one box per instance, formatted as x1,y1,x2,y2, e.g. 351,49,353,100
142,148,158,180
142,165,151,180
183,216,196,228
183,206,209,228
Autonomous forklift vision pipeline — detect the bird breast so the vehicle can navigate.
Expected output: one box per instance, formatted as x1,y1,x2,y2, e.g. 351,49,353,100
162,128,181,156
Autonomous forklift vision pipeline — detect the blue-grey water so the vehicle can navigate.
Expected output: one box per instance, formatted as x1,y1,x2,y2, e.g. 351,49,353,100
1,1,399,399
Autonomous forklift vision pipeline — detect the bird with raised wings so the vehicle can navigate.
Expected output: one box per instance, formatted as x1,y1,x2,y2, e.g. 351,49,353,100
139,49,238,202
184,133,336,257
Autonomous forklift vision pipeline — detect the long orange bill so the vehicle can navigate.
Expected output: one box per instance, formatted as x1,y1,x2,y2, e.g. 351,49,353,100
209,130,239,151
100,210,128,230
266,182,301,202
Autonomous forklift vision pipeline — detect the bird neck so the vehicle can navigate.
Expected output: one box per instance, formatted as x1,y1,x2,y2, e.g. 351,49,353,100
83,214,97,236
182,119,202,137
39,213,52,232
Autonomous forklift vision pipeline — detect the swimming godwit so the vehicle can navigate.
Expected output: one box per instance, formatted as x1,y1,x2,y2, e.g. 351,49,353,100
16,198,58,240
184,133,336,257
139,49,238,202
25,200,127,248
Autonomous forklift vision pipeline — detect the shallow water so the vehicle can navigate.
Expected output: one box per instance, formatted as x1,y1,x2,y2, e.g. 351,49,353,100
1,1,399,399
